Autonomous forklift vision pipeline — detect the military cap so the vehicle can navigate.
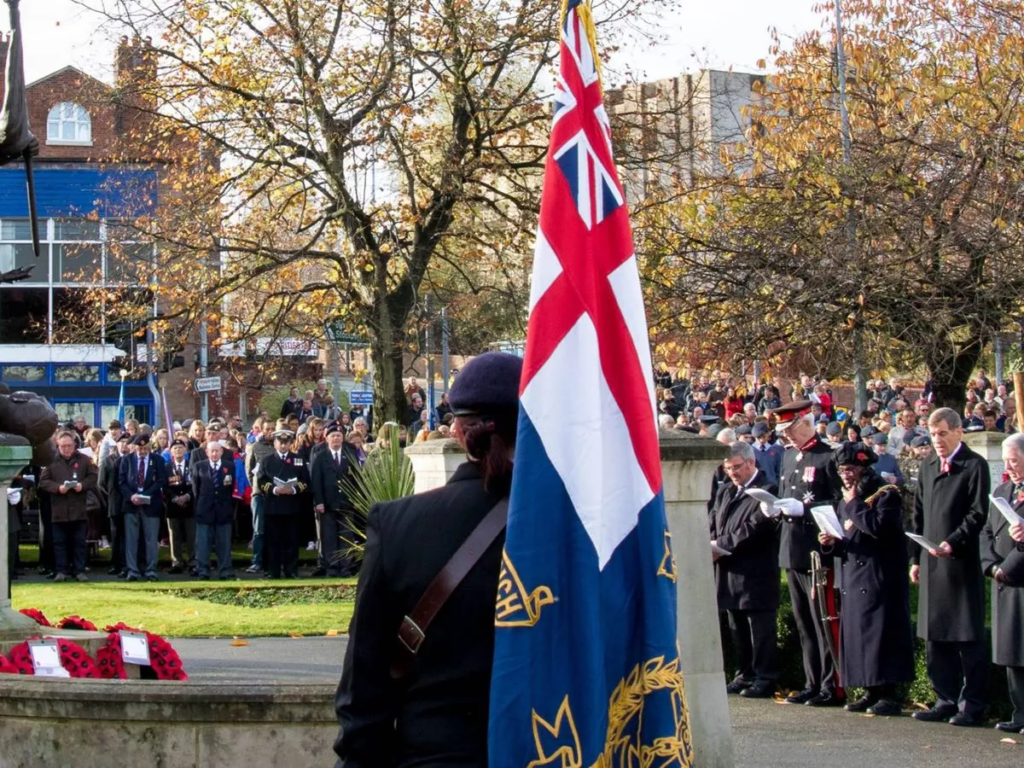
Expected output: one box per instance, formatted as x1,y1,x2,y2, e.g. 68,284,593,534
448,352,523,417
170,439,188,448
834,442,877,467
871,432,888,445
825,421,843,437
751,422,769,438
272,429,295,441
910,434,932,448
700,414,721,425
116,433,133,444
735,424,752,436
325,423,343,436
130,434,151,446
181,419,194,430
861,425,878,438
773,400,814,432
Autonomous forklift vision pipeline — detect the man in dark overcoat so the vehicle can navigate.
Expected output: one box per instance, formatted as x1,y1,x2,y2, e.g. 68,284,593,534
980,433,1024,733
311,423,357,577
773,401,843,706
710,440,780,698
256,430,310,578
118,434,168,582
99,433,131,576
191,440,236,580
819,443,914,717
911,407,990,726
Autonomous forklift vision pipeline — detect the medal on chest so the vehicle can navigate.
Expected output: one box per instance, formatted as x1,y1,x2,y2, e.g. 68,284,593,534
803,466,816,484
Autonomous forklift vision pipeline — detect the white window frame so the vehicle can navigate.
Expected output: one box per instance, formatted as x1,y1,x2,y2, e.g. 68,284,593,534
46,102,93,147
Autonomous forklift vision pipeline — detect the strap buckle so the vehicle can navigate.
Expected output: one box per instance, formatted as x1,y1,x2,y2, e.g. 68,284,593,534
398,615,426,656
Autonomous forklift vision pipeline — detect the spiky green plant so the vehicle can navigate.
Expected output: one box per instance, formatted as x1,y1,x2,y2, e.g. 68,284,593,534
338,428,415,559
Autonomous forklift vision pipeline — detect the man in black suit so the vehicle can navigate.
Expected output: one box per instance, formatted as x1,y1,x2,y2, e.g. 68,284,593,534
912,407,990,726
256,430,310,578
165,439,195,575
192,440,236,580
311,423,357,577
99,433,131,576
773,401,843,707
118,434,167,582
981,433,1024,733
710,440,780,698
188,422,224,470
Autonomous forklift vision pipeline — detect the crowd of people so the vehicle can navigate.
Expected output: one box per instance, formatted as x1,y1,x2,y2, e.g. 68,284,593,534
5,376,452,586
697,366,1024,734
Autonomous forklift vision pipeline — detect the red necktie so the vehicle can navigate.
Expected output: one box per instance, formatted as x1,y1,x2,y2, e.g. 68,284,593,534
941,459,950,475
138,457,145,478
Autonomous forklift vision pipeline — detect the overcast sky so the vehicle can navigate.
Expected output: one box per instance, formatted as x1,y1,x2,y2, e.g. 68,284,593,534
4,0,826,86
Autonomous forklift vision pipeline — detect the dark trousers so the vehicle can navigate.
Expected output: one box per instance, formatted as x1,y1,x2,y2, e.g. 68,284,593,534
265,515,298,577
927,639,988,718
38,505,54,571
787,568,836,693
1007,666,1024,724
196,523,233,578
52,520,88,576
727,609,777,685
318,509,356,576
109,515,126,572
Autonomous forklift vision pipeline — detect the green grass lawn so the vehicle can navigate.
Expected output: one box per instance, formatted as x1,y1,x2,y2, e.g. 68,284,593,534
11,579,356,638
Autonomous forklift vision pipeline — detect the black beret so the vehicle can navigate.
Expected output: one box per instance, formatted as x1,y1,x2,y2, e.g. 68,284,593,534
751,422,769,438
131,434,150,446
325,423,342,436
735,424,752,435
911,434,932,448
171,439,188,448
116,433,132,444
448,352,523,417
834,442,877,468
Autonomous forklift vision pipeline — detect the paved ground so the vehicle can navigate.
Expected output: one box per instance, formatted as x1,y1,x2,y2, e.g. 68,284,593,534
174,637,1024,766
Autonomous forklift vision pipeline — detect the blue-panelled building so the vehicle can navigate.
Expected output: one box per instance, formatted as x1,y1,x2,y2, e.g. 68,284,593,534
0,46,163,427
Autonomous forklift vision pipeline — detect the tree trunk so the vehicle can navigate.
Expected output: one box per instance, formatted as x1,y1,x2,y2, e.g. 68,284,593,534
368,299,410,428
925,337,985,416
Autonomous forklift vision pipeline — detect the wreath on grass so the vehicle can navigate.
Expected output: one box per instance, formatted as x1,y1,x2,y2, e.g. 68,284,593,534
56,615,98,631
6,637,100,678
18,608,51,627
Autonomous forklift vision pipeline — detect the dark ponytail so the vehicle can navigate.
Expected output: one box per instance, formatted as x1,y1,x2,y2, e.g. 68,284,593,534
460,412,517,494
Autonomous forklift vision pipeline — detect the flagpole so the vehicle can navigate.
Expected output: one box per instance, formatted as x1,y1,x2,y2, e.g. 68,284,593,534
118,368,127,423
161,383,174,438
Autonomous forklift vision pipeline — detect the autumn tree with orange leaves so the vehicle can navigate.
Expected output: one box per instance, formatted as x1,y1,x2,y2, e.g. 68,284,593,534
642,0,1024,411
72,0,675,422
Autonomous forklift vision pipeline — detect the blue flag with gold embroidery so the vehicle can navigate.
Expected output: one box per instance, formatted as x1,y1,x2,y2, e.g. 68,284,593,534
486,0,691,764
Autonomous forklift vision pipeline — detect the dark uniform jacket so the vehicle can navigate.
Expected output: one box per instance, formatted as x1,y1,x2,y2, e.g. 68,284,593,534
164,458,195,520
708,471,780,611
980,479,1024,666
831,475,915,687
311,445,356,512
99,453,126,517
778,437,842,571
118,453,168,518
912,443,989,642
335,462,506,768
39,451,99,524
191,458,235,526
257,451,310,516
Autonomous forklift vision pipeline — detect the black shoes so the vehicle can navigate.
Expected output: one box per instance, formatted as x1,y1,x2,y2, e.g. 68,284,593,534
994,721,1024,733
726,679,752,695
866,700,902,717
740,683,775,699
168,564,184,574
912,705,958,722
785,688,818,705
845,693,878,713
806,690,845,707
949,712,985,727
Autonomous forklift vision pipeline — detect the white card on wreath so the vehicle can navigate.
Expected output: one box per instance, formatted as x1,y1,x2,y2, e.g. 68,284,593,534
120,632,151,665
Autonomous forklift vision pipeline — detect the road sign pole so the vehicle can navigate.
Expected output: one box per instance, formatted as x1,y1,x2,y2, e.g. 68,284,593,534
199,321,209,421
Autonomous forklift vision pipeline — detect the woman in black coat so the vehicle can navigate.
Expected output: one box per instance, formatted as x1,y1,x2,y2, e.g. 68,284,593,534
819,443,915,716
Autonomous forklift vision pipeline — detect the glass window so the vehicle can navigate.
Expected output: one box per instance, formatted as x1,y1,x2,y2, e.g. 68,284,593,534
100,403,142,426
1,364,46,383
55,242,102,283
54,219,101,242
107,242,153,284
105,365,145,383
0,220,32,240
46,102,92,144
54,365,100,383
54,402,95,423
0,287,47,344
52,289,103,344
0,243,44,281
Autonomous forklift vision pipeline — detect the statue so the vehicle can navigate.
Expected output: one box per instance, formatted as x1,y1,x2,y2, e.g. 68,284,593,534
0,0,40,280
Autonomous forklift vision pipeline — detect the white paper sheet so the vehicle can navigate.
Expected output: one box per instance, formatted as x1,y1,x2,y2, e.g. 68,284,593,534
811,505,844,539
29,640,69,676
906,532,941,552
991,495,1024,528
273,477,298,488
744,488,780,506
711,542,732,557
120,632,151,665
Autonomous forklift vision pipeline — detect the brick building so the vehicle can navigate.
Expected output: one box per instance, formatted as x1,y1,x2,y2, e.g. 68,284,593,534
0,36,206,427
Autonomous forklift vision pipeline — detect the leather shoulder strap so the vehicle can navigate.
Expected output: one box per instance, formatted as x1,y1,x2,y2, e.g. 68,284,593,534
391,497,509,679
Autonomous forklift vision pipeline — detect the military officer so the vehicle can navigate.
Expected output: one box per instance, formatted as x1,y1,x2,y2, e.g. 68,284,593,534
165,439,195,575
980,433,1024,733
819,443,914,717
311,423,357,577
911,407,990,726
335,352,522,767
710,440,780,698
771,400,843,706
256,429,310,578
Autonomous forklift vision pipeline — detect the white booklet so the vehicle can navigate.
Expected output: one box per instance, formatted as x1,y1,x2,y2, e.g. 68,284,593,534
61,480,78,490
990,495,1024,528
273,477,298,489
744,488,783,518
811,505,844,539
906,532,941,552
711,541,732,557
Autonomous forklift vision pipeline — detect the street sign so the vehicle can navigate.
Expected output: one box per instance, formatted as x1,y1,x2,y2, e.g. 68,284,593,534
349,390,374,406
326,321,368,346
194,376,221,393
